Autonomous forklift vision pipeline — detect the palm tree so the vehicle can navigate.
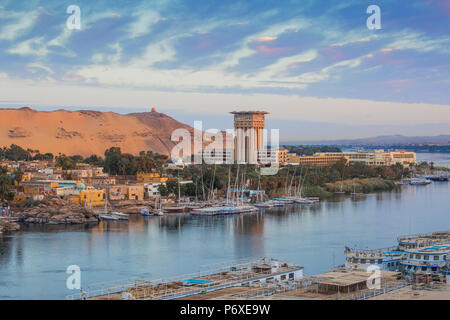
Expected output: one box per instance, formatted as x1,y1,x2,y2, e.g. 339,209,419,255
0,174,12,201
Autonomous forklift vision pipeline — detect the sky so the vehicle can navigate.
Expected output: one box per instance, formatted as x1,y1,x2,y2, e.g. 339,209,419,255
0,0,449,141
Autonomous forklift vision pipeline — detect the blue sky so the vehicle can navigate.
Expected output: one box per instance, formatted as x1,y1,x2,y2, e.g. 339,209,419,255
0,0,449,140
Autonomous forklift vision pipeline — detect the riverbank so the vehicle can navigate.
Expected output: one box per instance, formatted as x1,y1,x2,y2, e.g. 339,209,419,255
324,178,397,195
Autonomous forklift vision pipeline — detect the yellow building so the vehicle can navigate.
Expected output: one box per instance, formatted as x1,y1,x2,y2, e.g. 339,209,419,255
136,172,168,183
277,149,288,165
109,185,128,200
23,184,45,195
287,154,349,166
13,194,27,203
21,172,32,182
108,185,145,201
70,188,106,207
127,185,144,201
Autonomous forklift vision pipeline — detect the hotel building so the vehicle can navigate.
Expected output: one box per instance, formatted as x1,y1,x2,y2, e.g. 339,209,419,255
286,153,349,166
231,111,269,164
315,150,416,167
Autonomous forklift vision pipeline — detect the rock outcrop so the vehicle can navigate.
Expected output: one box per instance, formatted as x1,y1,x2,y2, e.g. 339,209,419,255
14,196,100,225
0,221,20,233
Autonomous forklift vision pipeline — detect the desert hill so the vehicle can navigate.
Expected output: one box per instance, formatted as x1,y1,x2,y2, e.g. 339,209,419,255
0,107,195,157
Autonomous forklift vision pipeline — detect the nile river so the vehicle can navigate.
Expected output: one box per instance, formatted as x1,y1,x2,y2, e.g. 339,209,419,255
1,157,449,299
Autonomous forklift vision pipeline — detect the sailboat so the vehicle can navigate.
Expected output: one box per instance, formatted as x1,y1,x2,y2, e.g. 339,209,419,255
351,184,364,197
335,168,346,194
191,165,258,216
253,173,275,208
153,196,166,216
98,186,129,220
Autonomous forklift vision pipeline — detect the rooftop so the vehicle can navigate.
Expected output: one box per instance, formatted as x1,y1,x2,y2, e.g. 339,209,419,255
230,111,269,115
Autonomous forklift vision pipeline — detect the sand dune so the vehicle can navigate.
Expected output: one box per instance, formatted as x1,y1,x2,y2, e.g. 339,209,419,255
0,107,194,157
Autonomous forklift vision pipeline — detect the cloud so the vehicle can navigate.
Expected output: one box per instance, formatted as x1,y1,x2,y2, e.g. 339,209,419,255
8,37,48,56
257,36,278,42
1,76,449,127
0,8,38,41
127,10,162,38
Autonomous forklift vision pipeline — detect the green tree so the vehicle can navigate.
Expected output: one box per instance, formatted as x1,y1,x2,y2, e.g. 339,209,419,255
55,154,75,170
104,147,122,175
0,167,13,201
157,184,169,197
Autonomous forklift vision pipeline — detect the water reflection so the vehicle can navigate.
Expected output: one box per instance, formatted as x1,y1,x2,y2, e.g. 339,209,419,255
0,182,449,299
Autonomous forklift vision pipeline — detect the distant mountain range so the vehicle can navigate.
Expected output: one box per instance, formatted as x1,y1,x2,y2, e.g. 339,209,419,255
286,135,450,146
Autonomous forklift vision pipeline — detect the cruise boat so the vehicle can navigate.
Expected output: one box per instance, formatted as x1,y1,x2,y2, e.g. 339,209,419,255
400,244,450,282
344,246,405,271
397,231,450,250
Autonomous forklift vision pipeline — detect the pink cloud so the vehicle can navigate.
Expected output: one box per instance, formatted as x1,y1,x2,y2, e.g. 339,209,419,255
255,45,292,56
257,36,278,42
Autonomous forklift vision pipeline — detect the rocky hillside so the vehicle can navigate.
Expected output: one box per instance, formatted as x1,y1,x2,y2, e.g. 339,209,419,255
0,107,195,157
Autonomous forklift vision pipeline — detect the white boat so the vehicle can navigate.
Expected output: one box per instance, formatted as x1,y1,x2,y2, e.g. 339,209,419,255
191,205,258,216
99,214,119,221
294,198,318,204
409,177,431,185
111,212,129,220
141,208,155,216
254,202,274,208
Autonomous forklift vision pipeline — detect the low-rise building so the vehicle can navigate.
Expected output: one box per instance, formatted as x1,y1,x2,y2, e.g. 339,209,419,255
315,150,416,167
136,173,168,184
286,153,349,166
92,176,116,188
70,187,106,207
127,185,144,201
109,185,128,201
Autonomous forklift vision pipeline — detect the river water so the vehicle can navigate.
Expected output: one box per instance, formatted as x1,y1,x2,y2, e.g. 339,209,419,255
1,155,449,299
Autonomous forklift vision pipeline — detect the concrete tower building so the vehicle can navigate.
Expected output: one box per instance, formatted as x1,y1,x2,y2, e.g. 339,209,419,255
231,111,269,164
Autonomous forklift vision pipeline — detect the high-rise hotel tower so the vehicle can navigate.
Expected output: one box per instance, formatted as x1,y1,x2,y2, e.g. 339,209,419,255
231,111,269,164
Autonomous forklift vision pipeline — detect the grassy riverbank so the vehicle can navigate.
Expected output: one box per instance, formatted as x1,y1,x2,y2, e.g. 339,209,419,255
267,178,397,199
324,178,397,194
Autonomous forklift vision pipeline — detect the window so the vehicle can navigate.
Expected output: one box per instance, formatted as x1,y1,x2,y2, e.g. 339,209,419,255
434,256,440,261
424,255,429,260
410,254,413,259
289,273,294,280
378,259,383,264
416,254,421,259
